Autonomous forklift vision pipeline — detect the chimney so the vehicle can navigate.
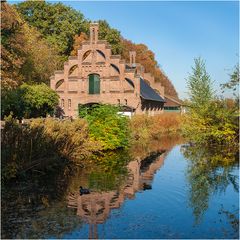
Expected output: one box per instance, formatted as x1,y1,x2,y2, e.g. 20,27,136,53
129,51,136,67
90,22,99,44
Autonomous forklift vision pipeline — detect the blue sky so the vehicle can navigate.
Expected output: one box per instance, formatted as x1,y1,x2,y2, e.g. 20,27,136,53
10,1,239,99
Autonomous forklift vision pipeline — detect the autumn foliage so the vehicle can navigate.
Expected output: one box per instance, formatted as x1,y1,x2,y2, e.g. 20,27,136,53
121,39,178,98
129,113,182,144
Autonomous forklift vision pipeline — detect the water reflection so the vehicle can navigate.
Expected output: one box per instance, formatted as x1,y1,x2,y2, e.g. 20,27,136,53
182,143,239,226
67,153,166,238
1,163,82,239
67,135,183,238
3,135,238,239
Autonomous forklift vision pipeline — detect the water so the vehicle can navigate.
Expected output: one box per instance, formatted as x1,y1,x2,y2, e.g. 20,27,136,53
1,137,239,239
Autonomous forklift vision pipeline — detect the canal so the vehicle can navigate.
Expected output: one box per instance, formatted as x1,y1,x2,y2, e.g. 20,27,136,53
1,136,239,239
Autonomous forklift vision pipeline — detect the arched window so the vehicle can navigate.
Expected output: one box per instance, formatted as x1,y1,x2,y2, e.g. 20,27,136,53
125,78,135,88
55,79,64,89
83,50,91,61
89,74,100,94
69,65,78,76
110,64,120,74
96,50,106,59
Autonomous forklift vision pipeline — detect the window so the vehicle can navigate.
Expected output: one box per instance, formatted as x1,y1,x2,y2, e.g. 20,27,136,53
56,79,64,89
68,99,71,110
61,99,64,108
125,99,128,105
117,99,120,105
89,74,100,94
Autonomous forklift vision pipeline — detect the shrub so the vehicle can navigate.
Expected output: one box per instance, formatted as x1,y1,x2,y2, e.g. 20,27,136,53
182,100,238,146
79,104,130,151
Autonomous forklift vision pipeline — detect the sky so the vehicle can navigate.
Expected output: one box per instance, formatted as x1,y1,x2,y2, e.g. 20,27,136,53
9,0,239,99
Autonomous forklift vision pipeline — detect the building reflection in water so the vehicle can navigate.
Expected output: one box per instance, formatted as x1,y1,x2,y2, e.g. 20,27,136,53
67,152,167,239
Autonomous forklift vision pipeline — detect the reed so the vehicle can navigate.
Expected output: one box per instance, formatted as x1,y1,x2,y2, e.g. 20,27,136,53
129,113,182,143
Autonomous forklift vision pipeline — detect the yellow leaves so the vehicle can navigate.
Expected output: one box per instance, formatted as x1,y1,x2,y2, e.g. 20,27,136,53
130,113,183,144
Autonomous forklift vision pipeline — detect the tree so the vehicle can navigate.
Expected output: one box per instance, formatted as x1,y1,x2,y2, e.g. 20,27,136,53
15,1,88,59
221,64,239,93
1,83,59,119
221,64,239,106
98,20,123,55
1,1,60,92
183,58,238,146
121,39,179,98
70,32,88,56
1,1,26,91
21,83,59,118
186,57,215,108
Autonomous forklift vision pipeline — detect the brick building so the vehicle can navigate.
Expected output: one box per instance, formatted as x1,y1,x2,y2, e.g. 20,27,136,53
164,94,185,113
50,22,165,118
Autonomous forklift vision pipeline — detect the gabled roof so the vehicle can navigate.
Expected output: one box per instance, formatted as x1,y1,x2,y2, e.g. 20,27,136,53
140,78,165,102
164,95,183,107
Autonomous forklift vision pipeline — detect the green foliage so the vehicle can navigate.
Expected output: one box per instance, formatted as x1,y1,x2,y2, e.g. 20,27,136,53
21,83,59,118
183,58,238,147
79,104,129,151
182,143,238,223
186,57,215,108
1,83,59,119
221,64,239,93
221,64,239,107
98,20,123,55
15,1,88,58
183,100,238,146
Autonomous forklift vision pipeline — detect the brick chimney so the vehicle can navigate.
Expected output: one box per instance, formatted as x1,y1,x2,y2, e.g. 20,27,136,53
129,51,136,67
90,22,99,44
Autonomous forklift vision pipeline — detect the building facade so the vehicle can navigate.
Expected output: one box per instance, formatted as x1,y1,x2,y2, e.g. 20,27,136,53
50,23,165,118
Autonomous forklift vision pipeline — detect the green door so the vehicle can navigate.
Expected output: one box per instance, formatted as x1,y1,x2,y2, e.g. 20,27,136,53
89,74,100,94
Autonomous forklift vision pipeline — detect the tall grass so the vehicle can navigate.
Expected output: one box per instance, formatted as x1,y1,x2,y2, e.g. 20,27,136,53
1,116,95,182
129,113,182,144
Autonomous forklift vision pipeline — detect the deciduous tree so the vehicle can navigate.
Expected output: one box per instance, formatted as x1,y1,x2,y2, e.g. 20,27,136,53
15,1,88,58
2,83,59,119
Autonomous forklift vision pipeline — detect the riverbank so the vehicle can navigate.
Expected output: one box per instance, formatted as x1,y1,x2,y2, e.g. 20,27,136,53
1,112,183,184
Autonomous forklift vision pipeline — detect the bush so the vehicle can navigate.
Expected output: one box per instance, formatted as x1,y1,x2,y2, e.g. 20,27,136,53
79,104,129,151
182,100,238,146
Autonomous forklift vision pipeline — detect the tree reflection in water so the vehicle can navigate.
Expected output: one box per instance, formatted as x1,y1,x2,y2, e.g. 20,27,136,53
2,135,184,239
1,162,83,239
67,135,184,239
182,143,239,231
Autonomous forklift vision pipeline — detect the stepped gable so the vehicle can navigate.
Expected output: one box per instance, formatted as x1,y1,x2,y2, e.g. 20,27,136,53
50,22,165,118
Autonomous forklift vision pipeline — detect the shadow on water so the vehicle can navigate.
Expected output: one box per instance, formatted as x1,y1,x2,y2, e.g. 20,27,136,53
181,143,239,237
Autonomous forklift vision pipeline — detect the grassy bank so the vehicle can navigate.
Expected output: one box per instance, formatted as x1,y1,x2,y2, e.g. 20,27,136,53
2,108,184,183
